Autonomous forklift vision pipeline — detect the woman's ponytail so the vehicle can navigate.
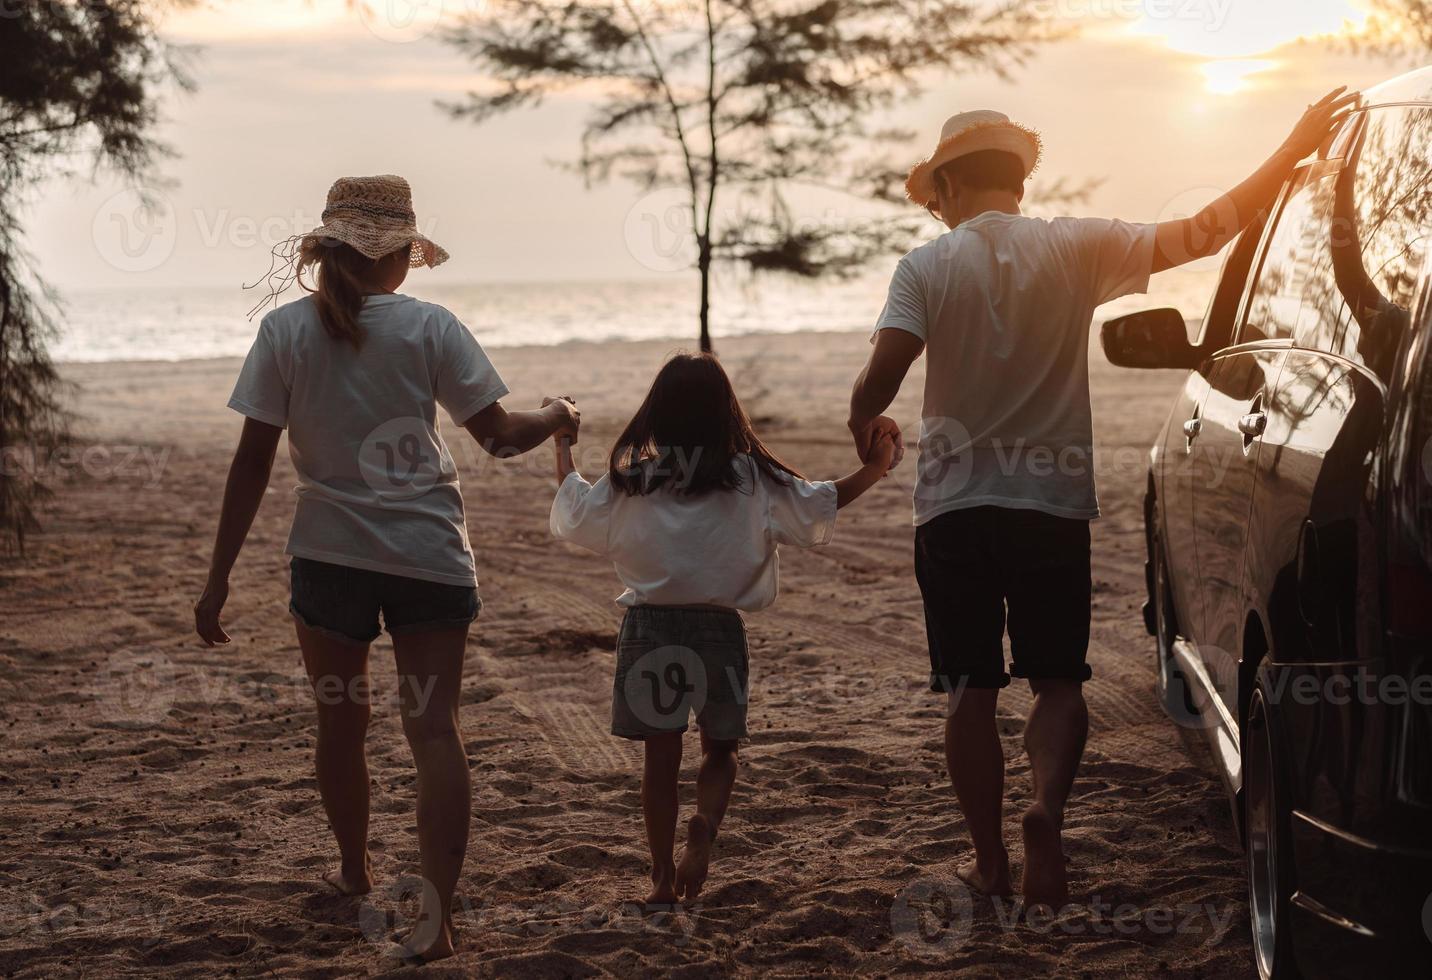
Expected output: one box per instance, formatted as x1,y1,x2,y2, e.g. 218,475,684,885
296,240,374,349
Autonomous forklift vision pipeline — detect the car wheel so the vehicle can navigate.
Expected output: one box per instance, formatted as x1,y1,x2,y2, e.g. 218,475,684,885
1244,670,1299,979
1151,518,1198,722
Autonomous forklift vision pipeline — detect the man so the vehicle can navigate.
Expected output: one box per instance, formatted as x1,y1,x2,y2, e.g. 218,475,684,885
849,91,1356,906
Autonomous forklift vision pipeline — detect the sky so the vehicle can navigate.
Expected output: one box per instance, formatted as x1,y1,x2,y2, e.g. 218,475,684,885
22,0,1418,290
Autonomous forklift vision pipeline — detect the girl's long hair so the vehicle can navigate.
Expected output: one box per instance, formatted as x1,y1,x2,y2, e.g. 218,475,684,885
296,240,383,349
609,352,803,496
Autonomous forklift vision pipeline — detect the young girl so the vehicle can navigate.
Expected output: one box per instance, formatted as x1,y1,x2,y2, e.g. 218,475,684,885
549,352,897,906
192,175,578,962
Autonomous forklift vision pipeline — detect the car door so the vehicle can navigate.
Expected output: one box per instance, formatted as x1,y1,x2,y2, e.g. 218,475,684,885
1249,105,1431,938
1161,213,1276,643
1159,369,1209,639
1190,161,1340,719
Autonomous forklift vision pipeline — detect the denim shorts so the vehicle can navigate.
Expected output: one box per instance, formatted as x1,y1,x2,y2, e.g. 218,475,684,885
289,557,480,645
611,605,749,742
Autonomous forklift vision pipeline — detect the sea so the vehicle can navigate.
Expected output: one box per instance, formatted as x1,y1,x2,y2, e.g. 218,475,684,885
48,266,1217,363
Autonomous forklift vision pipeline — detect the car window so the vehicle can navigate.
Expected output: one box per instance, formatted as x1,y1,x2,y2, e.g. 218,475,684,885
1288,107,1431,377
1239,162,1340,345
1194,209,1272,351
1342,105,1432,374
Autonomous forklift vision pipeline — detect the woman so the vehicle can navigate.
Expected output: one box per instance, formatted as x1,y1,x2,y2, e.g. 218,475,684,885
192,175,577,962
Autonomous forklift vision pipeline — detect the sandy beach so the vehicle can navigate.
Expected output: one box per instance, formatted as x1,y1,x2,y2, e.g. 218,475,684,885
0,330,1253,977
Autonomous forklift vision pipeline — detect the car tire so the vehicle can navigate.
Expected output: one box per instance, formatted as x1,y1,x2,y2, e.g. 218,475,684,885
1244,667,1300,980
1151,515,1199,723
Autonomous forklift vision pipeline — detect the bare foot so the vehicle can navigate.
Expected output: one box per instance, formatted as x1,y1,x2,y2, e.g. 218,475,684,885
322,857,373,896
1020,803,1069,907
645,862,678,907
675,814,714,903
386,919,455,964
956,851,1013,897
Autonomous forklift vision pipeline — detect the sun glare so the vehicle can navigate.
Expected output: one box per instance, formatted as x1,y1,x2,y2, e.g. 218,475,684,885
1126,0,1372,94
1200,59,1278,96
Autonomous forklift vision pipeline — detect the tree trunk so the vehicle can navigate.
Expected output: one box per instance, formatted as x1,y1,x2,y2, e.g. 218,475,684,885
697,236,713,354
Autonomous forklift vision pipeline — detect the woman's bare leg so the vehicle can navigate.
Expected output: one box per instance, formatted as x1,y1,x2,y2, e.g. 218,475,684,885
642,732,683,905
295,620,374,895
391,626,470,962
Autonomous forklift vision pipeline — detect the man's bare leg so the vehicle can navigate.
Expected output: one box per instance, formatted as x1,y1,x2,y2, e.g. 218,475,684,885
1020,678,1088,907
945,687,1012,896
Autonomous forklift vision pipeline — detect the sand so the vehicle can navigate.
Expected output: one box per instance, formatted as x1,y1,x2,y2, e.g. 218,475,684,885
0,330,1252,977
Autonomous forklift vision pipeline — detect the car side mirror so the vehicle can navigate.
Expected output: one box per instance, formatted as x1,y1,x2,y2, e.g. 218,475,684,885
1100,308,1201,370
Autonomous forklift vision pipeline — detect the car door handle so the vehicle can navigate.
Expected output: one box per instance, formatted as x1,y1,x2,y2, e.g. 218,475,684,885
1182,418,1202,439
1237,412,1267,437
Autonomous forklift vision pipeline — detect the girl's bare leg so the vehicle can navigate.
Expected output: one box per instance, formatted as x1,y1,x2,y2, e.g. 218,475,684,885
676,733,738,902
642,732,683,905
296,620,374,896
391,626,471,962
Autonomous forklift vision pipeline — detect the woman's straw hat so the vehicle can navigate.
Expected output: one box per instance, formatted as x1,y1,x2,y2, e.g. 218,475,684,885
904,110,1042,208
304,174,448,268
245,174,447,317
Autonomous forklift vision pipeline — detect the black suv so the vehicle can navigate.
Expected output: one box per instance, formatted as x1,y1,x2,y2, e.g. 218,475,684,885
1103,68,1432,977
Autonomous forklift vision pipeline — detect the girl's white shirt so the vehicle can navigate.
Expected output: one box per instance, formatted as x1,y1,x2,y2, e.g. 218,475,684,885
550,456,838,610
229,293,508,587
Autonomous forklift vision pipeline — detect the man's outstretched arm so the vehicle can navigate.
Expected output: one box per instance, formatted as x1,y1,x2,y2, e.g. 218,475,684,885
849,328,925,464
1152,87,1359,273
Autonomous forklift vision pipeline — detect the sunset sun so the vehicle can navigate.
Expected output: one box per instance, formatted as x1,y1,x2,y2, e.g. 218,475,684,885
1127,0,1374,94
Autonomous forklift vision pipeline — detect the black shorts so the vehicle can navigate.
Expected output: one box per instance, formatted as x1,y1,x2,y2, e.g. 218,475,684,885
289,557,480,645
914,506,1092,691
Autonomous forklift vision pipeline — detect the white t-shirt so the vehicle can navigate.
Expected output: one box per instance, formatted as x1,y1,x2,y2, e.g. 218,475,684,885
228,293,509,587
550,456,838,610
875,211,1156,524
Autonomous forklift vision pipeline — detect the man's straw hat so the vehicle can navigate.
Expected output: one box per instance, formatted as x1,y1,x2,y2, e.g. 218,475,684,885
904,110,1042,208
304,174,448,267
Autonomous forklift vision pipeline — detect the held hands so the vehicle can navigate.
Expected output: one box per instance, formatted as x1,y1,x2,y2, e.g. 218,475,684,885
542,395,581,445
852,415,905,474
1280,87,1360,163
866,427,900,475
